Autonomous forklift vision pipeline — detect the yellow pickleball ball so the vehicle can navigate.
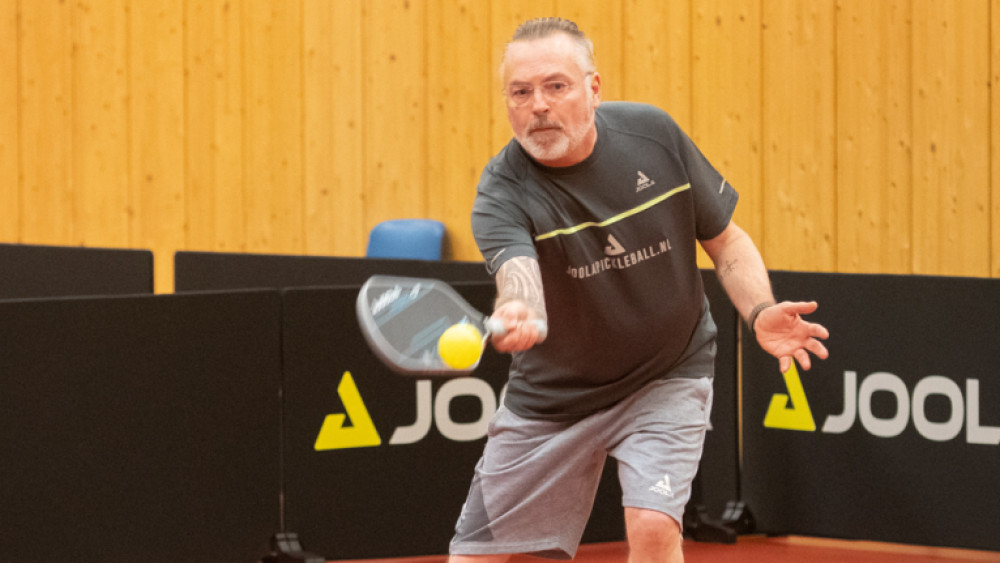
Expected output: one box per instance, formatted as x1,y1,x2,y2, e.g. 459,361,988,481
438,323,483,370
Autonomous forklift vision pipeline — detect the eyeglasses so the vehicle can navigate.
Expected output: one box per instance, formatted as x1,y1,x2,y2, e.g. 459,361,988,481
505,73,592,106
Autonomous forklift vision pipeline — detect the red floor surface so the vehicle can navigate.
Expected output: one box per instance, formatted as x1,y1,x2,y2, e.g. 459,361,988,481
332,537,1000,563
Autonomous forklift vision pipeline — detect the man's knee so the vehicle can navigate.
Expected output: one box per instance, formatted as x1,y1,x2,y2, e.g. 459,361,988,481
625,507,682,559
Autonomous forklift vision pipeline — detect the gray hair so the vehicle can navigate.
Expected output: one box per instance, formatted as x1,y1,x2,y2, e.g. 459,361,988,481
500,18,597,79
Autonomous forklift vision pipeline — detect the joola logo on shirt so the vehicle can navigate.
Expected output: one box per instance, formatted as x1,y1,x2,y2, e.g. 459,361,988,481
764,365,1000,445
636,171,655,192
314,372,499,450
605,235,626,256
566,236,672,279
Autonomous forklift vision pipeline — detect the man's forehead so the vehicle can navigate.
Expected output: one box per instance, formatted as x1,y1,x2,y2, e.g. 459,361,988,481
503,34,587,83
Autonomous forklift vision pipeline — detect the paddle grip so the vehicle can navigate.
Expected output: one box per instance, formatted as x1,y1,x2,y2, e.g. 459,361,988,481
485,317,548,341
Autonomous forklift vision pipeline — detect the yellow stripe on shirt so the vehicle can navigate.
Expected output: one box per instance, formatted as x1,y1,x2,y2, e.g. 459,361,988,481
534,183,691,242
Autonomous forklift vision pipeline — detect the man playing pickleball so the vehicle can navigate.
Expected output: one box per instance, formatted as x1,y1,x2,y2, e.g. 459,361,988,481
449,18,829,563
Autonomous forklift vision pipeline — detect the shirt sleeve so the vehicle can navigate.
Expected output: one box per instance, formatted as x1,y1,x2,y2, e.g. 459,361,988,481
470,164,539,276
669,119,739,240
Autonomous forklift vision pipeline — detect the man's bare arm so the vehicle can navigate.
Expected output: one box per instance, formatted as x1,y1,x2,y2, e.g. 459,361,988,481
491,256,547,351
495,256,547,320
701,221,829,372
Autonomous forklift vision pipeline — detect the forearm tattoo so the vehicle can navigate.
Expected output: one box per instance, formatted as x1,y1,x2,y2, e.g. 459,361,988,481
495,256,547,320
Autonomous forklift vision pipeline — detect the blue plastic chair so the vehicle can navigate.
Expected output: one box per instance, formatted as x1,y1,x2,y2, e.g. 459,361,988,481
365,219,447,260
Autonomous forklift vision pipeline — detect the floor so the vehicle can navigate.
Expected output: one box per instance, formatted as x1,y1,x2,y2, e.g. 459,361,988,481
332,536,1000,563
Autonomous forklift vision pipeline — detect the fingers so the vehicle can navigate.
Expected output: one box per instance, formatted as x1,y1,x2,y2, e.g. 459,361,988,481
765,300,830,373
805,337,829,360
782,300,819,315
779,356,792,374
774,301,826,331
490,299,547,352
794,348,812,371
811,323,830,340
491,318,544,352
777,332,829,373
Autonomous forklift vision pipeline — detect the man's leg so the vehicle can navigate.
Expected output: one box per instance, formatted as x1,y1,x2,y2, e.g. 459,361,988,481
625,507,683,563
448,555,511,563
611,375,714,563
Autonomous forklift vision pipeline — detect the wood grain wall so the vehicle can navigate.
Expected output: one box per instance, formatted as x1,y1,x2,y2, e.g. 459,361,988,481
1,0,997,292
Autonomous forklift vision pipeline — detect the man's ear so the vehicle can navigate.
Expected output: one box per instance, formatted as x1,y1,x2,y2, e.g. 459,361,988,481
589,71,602,107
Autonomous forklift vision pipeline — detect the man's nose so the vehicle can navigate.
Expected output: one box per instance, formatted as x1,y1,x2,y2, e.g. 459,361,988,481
529,88,550,112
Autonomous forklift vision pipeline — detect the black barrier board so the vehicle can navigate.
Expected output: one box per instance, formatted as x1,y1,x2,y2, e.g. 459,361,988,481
741,272,1000,551
0,291,282,562
0,243,153,298
280,284,628,559
694,270,740,517
174,251,490,292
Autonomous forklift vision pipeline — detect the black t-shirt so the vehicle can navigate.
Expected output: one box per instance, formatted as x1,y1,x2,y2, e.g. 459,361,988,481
473,102,738,420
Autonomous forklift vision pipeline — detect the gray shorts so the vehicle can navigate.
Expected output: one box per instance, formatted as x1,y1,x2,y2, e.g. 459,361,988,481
449,368,714,559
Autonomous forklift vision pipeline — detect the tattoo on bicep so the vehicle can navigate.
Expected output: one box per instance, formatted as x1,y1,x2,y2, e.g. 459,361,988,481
722,258,738,277
495,256,547,319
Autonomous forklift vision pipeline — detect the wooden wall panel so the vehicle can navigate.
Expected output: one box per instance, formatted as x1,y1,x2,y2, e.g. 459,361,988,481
244,0,304,255
691,0,762,267
426,0,492,260
761,0,836,272
73,0,130,247
303,0,364,256
5,0,1000,285
836,0,912,274
362,0,427,230
911,0,990,277
0,0,18,242
130,3,186,293
992,0,1000,278
20,0,74,244
623,0,692,130
185,0,245,252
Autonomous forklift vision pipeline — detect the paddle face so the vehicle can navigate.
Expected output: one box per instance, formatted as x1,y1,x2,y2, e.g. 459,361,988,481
356,275,490,376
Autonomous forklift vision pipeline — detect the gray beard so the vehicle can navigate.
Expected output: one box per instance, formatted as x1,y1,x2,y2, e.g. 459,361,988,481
520,133,571,163
517,108,595,165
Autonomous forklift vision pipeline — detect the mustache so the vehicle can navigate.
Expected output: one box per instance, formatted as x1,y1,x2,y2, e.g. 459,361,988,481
529,118,562,132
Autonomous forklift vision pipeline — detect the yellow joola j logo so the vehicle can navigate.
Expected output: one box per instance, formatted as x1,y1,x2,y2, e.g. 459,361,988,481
763,362,816,431
763,365,1000,444
314,371,498,450
314,372,382,450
